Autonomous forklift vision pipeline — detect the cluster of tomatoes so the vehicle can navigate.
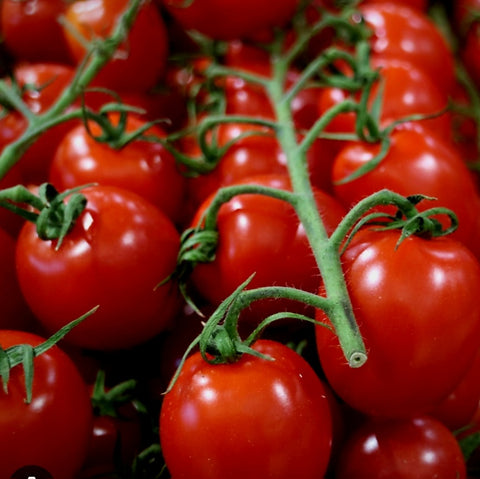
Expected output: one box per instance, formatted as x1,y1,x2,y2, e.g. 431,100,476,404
1,0,480,478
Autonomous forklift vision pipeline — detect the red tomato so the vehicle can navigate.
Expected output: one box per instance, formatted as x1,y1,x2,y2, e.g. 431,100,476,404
0,0,72,64
332,122,480,260
0,227,36,331
358,2,456,96
461,23,480,90
318,57,452,141
15,185,181,350
0,330,93,478
160,339,333,479
0,62,78,184
63,0,169,93
429,348,480,431
190,174,346,329
49,113,187,225
334,415,466,478
162,0,301,41
316,228,480,418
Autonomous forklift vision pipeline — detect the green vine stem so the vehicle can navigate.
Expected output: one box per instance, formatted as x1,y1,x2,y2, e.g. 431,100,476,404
0,0,144,180
0,306,98,404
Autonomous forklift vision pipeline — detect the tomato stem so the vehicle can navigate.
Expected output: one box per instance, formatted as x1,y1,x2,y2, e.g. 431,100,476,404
0,0,144,179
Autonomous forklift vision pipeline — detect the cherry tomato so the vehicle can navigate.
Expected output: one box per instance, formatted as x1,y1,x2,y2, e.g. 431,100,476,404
190,174,347,329
0,62,78,184
318,57,452,141
358,2,456,96
0,330,93,478
160,339,333,479
15,185,181,350
332,122,480,260
0,0,72,64
429,348,480,431
63,0,169,93
334,415,466,478
0,227,36,331
461,23,480,90
316,228,480,418
49,113,187,225
162,0,301,41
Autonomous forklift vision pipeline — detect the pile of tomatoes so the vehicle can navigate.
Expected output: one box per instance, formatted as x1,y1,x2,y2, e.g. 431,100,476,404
1,0,480,478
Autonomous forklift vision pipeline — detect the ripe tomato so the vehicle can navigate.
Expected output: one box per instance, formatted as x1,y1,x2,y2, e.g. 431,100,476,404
461,23,480,90
316,228,480,418
332,122,480,259
190,174,347,329
162,0,301,41
358,2,456,96
0,330,93,478
334,415,466,478
63,0,169,93
0,0,72,64
49,113,187,225
429,348,480,431
318,57,452,141
0,227,36,331
0,62,78,184
15,185,181,350
160,339,333,479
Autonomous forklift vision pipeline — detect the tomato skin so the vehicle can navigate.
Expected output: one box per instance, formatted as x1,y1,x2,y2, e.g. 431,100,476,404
63,0,168,93
190,174,346,329
318,57,452,141
49,113,187,225
160,339,333,479
332,123,480,260
0,63,79,184
0,228,36,331
162,0,300,41
316,228,480,418
0,330,93,478
0,0,72,64
359,3,456,96
429,348,480,431
15,185,181,351
334,415,466,479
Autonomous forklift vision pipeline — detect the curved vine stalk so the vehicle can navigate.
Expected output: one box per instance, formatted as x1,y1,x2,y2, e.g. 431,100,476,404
0,0,144,180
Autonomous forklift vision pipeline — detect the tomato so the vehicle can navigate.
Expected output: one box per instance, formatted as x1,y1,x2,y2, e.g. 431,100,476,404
0,227,36,331
429,348,480,431
318,57,452,141
15,185,181,350
358,2,456,96
0,62,79,184
190,174,346,330
332,122,480,260
316,228,480,418
0,330,93,478
160,339,333,479
49,113,187,225
162,0,301,41
63,0,169,93
461,23,480,90
0,0,72,64
334,415,466,478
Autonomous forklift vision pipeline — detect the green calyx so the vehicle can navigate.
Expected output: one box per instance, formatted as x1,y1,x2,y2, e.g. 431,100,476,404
0,182,90,250
0,306,98,404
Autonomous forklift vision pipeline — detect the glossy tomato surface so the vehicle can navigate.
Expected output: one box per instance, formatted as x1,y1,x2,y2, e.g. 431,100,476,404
190,174,346,329
162,0,300,40
15,185,181,350
332,123,480,259
63,0,168,92
0,330,93,478
160,339,333,479
316,228,480,417
334,415,466,478
49,113,187,225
